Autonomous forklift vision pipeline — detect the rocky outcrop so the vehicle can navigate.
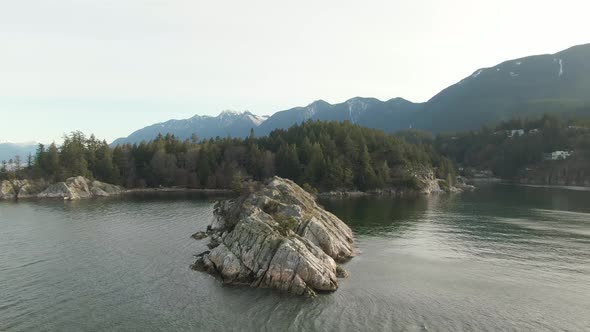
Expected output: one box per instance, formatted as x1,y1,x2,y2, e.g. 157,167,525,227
0,179,40,200
0,180,18,200
37,176,122,200
192,177,354,296
455,176,476,191
0,176,122,200
412,168,444,194
318,167,471,197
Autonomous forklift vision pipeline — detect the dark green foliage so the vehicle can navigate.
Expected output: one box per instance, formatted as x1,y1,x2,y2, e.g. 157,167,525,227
434,114,590,178
302,183,318,196
262,200,281,215
274,213,298,237
7,122,450,191
60,131,90,178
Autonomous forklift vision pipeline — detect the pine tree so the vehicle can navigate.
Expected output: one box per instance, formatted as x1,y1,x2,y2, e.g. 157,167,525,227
61,131,89,178
304,143,325,184
46,143,61,182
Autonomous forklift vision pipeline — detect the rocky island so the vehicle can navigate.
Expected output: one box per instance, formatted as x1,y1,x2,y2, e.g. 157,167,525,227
192,177,355,296
0,176,123,200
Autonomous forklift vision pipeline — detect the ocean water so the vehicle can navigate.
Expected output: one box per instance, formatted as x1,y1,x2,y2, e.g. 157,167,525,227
0,185,588,331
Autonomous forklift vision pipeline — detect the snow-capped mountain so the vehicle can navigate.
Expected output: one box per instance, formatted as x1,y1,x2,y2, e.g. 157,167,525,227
0,142,38,163
110,111,268,145
112,43,590,144
256,97,421,135
414,43,590,132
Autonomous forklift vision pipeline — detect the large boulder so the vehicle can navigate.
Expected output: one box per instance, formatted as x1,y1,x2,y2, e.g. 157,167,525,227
37,176,122,200
0,176,122,201
192,177,355,296
0,179,37,200
0,180,15,200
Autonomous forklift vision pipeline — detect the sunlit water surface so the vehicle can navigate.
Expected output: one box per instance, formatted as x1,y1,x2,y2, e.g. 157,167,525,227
1,185,589,331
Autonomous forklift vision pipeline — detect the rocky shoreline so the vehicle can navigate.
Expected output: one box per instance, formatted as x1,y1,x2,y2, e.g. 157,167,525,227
0,176,123,201
191,177,355,296
125,187,233,194
2,173,477,202
319,176,476,198
0,177,238,201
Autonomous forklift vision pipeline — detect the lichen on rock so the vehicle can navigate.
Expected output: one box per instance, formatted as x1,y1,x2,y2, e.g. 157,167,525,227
192,176,354,296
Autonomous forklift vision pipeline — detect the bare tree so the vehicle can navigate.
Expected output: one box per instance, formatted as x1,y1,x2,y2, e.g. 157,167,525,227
4,155,27,200
14,155,22,172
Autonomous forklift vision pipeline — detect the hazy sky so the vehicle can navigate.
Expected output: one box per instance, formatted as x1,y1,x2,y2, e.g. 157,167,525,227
1,0,588,143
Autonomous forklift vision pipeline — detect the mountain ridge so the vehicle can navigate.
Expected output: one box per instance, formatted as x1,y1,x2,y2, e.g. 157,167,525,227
111,43,590,145
0,142,38,163
111,110,267,145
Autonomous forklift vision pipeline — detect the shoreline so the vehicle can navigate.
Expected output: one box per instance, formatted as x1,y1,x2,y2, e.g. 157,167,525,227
317,186,474,198
0,177,235,201
123,187,234,195
499,182,590,192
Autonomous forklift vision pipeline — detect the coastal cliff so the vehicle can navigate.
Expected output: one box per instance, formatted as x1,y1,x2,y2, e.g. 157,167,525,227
192,177,354,296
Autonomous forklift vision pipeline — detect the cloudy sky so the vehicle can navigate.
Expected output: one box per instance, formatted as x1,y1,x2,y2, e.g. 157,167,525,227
1,0,588,143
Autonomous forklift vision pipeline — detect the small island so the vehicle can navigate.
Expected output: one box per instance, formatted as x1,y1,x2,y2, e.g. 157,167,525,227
192,177,355,296
0,176,123,200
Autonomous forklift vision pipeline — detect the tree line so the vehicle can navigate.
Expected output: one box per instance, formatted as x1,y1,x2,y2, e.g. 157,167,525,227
1,121,456,192
397,114,590,178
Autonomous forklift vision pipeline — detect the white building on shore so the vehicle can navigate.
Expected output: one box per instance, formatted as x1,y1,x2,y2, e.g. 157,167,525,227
508,129,525,137
543,151,573,161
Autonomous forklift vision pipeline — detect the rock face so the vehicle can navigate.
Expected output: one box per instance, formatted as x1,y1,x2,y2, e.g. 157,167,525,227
37,176,122,200
192,177,354,296
415,170,443,194
0,179,38,200
0,176,123,200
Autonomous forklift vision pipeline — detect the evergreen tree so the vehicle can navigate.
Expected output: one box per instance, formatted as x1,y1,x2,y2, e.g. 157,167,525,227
61,131,89,178
46,143,61,182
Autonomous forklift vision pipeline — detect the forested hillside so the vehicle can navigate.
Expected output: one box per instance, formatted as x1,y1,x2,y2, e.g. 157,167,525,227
1,122,455,192
401,114,590,181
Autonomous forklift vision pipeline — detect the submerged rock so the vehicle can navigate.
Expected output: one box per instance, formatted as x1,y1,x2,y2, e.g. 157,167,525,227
192,176,354,296
336,265,349,278
191,231,209,240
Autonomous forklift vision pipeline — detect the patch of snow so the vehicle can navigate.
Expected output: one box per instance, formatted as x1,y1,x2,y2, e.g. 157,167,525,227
558,59,563,77
245,114,266,126
472,69,483,78
0,141,38,146
218,110,244,126
219,110,240,117
346,99,370,124
509,72,519,78
515,61,522,66
303,105,317,120
496,68,501,72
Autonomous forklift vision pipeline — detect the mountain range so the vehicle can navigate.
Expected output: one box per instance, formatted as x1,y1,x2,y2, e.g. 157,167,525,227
107,43,590,145
0,142,37,164
112,111,267,145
